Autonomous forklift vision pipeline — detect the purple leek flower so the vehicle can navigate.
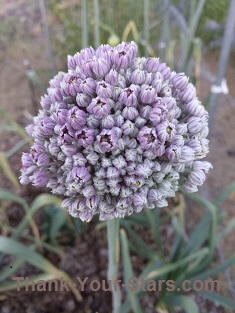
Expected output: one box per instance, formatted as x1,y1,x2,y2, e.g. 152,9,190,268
20,41,212,222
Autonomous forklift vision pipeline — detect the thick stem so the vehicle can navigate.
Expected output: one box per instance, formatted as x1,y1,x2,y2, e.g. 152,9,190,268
107,218,121,313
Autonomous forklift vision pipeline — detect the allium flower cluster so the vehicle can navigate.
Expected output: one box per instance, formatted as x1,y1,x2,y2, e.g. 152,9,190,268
20,41,212,221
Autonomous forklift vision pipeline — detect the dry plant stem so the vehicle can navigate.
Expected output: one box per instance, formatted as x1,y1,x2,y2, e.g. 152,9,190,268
107,218,121,313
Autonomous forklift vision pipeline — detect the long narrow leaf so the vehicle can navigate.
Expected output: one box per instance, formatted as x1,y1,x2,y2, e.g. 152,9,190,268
165,295,199,313
120,229,143,313
197,291,235,310
0,236,82,301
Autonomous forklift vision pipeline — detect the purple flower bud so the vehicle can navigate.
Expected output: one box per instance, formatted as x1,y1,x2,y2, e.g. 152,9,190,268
36,153,50,166
93,57,110,77
172,72,188,90
80,78,96,96
32,170,49,187
185,100,205,117
101,115,115,129
125,149,137,162
179,146,195,162
148,188,161,202
53,109,68,126
187,116,204,134
139,105,151,119
107,167,120,179
132,192,147,207
88,97,111,119
149,103,167,125
86,195,99,210
97,128,119,152
122,120,137,136
144,57,160,72
67,107,86,130
137,126,159,152
188,169,206,186
119,87,138,107
193,161,212,173
165,145,181,160
135,116,146,128
176,123,187,135
40,117,55,136
130,69,145,84
156,198,168,208
76,93,91,107
75,127,95,148
140,85,156,103
114,112,124,127
72,166,91,184
82,185,96,198
96,81,113,98
40,94,52,110
122,107,139,121
156,121,176,142
135,163,153,178
158,63,171,80
179,83,196,103
105,69,119,86
22,153,34,168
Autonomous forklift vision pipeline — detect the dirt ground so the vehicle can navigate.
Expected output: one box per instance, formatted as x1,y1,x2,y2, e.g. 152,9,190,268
0,1,235,313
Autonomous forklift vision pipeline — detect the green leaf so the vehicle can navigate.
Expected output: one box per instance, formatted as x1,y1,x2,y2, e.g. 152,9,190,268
0,236,82,301
0,273,57,292
0,189,28,210
146,248,209,280
0,189,39,242
197,291,235,310
0,153,20,189
13,194,62,239
0,257,25,282
216,217,235,243
214,180,235,207
148,207,164,258
190,253,235,282
169,217,183,262
121,220,156,260
120,229,143,313
165,295,199,313
181,191,217,274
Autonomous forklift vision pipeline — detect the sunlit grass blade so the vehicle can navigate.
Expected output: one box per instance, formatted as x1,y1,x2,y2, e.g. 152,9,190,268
120,229,143,313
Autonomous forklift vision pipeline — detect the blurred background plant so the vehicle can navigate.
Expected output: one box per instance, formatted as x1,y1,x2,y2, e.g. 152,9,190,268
0,0,235,312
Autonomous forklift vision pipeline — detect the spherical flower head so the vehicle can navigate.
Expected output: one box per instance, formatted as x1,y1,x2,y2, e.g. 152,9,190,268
20,41,212,222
